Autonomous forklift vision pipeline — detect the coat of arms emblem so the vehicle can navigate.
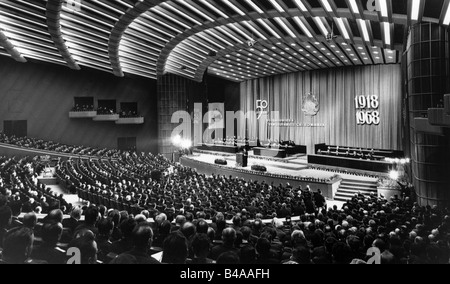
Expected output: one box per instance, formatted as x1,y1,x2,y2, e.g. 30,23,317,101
302,93,320,116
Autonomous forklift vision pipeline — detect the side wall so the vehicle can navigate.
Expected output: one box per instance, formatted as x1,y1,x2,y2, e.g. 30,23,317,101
0,56,158,153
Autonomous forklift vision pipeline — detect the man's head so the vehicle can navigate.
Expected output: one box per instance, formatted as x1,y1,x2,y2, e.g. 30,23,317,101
84,206,99,226
2,227,34,264
181,222,196,239
162,231,188,264
132,223,153,251
191,233,211,258
69,229,98,264
71,207,82,221
46,209,64,223
41,221,63,246
97,218,114,237
222,227,237,246
23,212,37,229
10,201,22,217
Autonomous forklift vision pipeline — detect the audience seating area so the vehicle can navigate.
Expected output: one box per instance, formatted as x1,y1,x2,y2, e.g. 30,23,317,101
0,133,121,158
0,137,449,265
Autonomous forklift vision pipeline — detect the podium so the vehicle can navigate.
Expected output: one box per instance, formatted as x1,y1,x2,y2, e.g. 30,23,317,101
173,152,181,163
236,152,248,167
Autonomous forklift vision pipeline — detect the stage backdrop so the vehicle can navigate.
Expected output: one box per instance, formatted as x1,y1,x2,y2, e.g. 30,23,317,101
240,64,402,153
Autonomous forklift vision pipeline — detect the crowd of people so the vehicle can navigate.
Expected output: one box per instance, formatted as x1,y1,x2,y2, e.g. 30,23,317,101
0,191,449,264
0,133,121,158
72,104,95,112
0,137,448,264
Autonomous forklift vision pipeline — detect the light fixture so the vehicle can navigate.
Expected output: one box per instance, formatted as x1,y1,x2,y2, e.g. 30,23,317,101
274,17,296,38
379,0,388,17
222,0,246,16
411,0,421,21
257,19,281,39
389,170,399,181
443,3,450,25
358,19,370,42
293,16,313,38
320,0,333,12
383,22,391,45
269,0,285,12
314,17,328,36
336,18,350,39
349,0,359,14
245,0,264,14
294,0,308,12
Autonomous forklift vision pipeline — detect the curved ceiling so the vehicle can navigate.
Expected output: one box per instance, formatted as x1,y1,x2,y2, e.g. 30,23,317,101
0,0,448,82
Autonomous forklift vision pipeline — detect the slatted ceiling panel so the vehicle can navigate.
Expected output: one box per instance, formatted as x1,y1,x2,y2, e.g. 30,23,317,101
0,0,65,65
0,0,425,82
60,0,129,73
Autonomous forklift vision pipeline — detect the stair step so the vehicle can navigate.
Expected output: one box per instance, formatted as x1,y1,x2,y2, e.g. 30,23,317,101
338,188,375,194
335,192,357,198
340,180,378,187
339,185,377,191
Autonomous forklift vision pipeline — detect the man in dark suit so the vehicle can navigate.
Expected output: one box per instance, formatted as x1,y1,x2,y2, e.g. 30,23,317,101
74,205,99,237
0,205,12,248
31,221,66,264
209,227,239,260
0,227,46,264
8,201,22,229
110,223,161,264
62,206,82,238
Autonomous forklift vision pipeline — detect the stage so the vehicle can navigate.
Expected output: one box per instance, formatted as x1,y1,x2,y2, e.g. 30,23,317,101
182,149,381,202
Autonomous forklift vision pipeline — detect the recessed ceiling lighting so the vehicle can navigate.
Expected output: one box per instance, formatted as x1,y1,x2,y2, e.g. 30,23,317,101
388,56,393,59
373,51,379,54
375,56,380,59
364,57,368,60
342,43,347,45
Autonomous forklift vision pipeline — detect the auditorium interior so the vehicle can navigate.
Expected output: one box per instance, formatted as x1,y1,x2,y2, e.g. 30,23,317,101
0,0,450,265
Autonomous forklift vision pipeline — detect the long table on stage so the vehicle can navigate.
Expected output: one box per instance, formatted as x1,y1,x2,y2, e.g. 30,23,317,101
308,154,392,172
197,144,238,153
253,147,287,158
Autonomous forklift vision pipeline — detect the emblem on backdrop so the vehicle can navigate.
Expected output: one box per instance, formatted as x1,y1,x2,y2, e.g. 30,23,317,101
256,100,269,120
302,93,320,116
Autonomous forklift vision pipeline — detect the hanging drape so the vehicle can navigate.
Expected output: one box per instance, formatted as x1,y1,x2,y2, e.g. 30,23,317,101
239,64,403,152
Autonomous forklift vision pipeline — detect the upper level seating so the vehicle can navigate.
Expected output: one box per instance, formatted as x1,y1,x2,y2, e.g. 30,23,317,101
0,133,121,158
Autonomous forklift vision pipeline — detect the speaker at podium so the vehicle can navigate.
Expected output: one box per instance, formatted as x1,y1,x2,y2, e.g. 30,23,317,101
236,152,248,167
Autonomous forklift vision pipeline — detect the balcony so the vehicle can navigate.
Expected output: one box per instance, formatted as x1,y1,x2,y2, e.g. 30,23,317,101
428,108,450,127
115,117,144,125
69,111,97,118
92,114,120,122
414,118,444,135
